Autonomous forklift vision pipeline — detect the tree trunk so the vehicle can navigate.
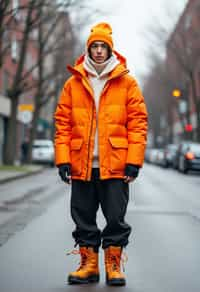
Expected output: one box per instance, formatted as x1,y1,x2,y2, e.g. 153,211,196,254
3,0,35,165
27,105,40,163
191,74,200,142
167,106,174,143
26,3,43,164
0,0,10,67
4,94,19,164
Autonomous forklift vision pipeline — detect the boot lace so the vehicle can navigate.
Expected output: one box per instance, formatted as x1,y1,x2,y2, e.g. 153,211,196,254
108,250,128,272
111,255,119,272
66,249,88,270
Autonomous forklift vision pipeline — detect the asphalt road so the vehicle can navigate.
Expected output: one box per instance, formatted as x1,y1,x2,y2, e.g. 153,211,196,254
0,165,200,292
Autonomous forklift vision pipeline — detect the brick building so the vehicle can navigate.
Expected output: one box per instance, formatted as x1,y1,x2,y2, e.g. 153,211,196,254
166,0,200,142
0,0,75,163
0,0,38,163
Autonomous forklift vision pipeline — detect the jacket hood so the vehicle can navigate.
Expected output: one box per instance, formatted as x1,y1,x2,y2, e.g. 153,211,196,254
67,50,128,77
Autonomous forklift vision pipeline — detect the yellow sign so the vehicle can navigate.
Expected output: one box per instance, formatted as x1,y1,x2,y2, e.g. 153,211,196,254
18,104,34,112
172,89,181,98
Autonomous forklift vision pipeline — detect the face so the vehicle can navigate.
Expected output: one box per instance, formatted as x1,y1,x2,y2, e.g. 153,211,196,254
89,41,110,63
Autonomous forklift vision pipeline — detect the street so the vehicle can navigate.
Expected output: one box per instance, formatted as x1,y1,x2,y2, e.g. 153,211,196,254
0,165,200,292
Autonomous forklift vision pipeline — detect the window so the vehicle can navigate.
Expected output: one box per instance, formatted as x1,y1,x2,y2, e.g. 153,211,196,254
184,14,192,30
2,29,10,51
12,0,20,20
11,38,19,61
25,52,34,71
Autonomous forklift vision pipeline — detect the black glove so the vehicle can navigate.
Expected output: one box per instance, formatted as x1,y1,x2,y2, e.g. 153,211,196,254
58,163,71,183
124,164,140,178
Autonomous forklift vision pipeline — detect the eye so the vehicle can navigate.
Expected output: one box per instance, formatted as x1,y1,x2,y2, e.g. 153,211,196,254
101,44,107,49
91,44,98,49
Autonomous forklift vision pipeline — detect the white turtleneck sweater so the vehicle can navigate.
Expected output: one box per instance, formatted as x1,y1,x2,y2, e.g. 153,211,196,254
83,54,119,167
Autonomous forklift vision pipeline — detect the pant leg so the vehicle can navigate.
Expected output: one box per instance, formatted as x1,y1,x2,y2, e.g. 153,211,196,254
70,171,101,248
97,179,132,249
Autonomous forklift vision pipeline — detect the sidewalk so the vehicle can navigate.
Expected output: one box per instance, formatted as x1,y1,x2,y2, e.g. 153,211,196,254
0,164,44,184
0,164,46,228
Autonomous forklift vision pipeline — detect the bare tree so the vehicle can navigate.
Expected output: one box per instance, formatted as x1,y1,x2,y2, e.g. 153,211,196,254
0,0,10,67
2,0,107,165
142,58,173,147
24,0,102,162
26,1,76,162
0,0,32,67
4,0,37,164
143,50,192,146
142,1,200,144
167,2,200,141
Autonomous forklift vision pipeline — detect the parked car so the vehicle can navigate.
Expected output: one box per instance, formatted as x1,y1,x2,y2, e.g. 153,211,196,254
163,144,178,168
32,139,54,166
148,148,160,164
144,148,152,163
173,141,189,170
156,149,166,167
173,141,200,173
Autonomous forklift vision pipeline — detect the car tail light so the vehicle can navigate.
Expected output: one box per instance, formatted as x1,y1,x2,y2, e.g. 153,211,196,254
185,152,195,160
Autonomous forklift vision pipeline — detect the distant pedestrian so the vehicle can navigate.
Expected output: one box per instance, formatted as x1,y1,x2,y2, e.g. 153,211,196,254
54,22,148,285
21,138,29,164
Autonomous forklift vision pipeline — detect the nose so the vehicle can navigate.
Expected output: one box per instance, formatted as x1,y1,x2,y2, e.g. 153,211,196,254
97,46,103,53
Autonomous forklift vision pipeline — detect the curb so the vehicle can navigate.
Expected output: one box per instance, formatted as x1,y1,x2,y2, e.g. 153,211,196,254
0,168,44,185
3,185,46,206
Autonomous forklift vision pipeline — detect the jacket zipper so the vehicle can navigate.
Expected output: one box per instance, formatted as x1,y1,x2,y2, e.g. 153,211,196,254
85,70,129,180
82,76,95,181
86,101,94,180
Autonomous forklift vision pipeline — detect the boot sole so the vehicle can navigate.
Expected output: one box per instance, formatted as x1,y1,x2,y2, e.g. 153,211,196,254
106,277,126,286
68,274,99,284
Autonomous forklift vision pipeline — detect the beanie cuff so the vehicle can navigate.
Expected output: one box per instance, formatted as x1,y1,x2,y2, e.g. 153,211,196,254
87,35,113,49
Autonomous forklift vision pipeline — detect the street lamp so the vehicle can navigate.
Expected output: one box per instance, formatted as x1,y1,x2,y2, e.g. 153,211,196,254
172,88,192,140
172,88,187,115
172,89,181,99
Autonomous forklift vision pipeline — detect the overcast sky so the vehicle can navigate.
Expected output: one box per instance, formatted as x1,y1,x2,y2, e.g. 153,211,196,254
78,0,188,83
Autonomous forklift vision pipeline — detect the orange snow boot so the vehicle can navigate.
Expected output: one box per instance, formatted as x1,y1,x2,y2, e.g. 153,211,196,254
104,246,126,286
68,247,99,284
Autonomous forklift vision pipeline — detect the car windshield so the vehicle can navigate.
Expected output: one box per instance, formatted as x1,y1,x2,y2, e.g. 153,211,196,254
167,145,178,152
168,145,177,150
33,144,52,148
189,144,200,152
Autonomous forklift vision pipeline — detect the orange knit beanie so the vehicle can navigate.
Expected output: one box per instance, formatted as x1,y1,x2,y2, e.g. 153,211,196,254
87,22,113,49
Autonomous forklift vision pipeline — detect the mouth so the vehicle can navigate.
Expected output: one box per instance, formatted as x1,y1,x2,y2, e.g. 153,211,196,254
95,56,104,62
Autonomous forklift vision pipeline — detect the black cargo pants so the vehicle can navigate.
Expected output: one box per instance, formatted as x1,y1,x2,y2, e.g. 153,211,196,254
70,168,131,249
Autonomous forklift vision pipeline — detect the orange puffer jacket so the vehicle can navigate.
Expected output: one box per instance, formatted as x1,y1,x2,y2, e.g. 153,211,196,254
54,51,148,181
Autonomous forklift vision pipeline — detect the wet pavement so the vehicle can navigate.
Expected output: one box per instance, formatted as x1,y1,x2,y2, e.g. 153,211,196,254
0,164,199,292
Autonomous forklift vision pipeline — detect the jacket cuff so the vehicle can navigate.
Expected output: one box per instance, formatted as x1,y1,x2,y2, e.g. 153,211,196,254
125,164,140,178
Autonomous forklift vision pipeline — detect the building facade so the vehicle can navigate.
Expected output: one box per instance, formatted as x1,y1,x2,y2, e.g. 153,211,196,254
0,0,75,163
166,0,200,142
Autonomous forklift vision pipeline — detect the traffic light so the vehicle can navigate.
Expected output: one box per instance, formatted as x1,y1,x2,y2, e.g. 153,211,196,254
185,124,193,132
172,89,181,99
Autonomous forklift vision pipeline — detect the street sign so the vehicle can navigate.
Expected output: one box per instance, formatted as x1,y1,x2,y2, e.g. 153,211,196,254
179,100,187,114
19,110,33,124
18,104,34,112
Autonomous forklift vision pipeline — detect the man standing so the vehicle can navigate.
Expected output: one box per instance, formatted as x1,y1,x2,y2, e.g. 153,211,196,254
54,22,148,286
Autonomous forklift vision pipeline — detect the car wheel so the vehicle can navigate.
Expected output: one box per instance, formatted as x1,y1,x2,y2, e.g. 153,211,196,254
178,157,182,172
183,160,188,174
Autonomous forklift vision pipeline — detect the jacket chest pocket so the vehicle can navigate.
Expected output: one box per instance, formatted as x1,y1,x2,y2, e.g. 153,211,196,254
70,138,83,175
108,137,128,172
